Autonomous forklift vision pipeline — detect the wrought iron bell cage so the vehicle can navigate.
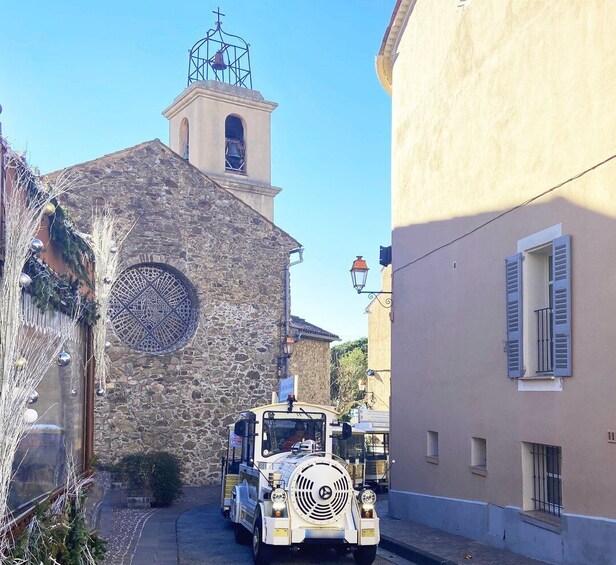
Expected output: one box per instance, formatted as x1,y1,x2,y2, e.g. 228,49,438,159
187,8,253,89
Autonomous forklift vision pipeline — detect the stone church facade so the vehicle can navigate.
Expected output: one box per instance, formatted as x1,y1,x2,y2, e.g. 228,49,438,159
60,139,298,484
289,316,339,406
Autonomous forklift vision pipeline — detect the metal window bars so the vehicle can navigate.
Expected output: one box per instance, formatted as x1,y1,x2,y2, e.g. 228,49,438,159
535,307,553,374
531,443,562,517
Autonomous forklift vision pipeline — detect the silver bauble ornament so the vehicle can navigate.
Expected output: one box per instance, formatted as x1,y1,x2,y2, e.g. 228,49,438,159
70,388,78,396
43,203,56,216
57,351,72,367
103,276,113,284
30,238,45,254
109,244,118,254
104,341,111,350
15,357,27,370
96,388,106,397
27,390,39,404
19,273,32,288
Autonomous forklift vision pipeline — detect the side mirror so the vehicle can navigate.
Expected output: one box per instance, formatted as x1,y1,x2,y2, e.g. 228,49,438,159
341,422,353,440
234,421,246,436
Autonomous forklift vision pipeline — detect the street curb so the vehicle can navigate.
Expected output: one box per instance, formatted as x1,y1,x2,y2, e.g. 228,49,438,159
380,534,458,565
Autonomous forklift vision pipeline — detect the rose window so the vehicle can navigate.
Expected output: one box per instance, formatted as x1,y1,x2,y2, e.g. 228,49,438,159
109,264,198,354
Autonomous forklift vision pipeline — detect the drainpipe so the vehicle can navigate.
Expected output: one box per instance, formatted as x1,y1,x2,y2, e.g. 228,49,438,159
284,247,304,379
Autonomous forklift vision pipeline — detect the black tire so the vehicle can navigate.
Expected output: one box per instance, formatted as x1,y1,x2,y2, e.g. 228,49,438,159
234,522,251,545
252,519,276,565
353,545,377,565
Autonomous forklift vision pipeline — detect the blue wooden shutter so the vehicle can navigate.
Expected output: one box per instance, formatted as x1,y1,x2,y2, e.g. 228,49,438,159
505,253,523,378
552,235,571,376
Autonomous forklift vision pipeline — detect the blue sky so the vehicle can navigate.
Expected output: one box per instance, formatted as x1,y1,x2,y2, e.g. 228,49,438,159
0,1,393,343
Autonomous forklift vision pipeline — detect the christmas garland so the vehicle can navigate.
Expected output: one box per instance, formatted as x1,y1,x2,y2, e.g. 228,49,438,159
47,199,94,290
24,257,99,326
10,159,98,325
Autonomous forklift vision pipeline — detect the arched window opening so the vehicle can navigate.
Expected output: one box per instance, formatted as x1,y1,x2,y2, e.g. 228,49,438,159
180,118,190,161
225,115,245,173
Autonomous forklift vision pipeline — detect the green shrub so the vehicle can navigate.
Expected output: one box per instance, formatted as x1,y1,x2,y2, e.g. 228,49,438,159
148,451,183,507
119,451,182,507
119,453,151,491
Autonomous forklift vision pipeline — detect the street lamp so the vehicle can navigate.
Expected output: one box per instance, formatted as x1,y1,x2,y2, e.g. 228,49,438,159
278,332,301,377
283,335,296,358
350,255,392,307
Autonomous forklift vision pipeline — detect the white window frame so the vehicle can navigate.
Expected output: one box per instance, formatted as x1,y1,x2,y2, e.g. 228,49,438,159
515,224,564,392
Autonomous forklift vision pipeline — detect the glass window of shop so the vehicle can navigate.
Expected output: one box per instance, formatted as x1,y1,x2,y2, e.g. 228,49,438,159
7,301,87,515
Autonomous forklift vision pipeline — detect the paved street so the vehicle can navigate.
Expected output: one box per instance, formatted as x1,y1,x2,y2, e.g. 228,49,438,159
176,504,415,565
101,485,545,565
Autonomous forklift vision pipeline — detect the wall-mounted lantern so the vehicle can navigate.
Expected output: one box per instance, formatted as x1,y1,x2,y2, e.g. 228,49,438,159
350,255,392,308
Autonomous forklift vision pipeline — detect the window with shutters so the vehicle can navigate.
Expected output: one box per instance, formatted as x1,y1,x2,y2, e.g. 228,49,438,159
505,225,571,380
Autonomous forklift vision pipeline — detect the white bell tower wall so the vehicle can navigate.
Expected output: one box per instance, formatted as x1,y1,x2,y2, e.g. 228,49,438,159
163,80,281,222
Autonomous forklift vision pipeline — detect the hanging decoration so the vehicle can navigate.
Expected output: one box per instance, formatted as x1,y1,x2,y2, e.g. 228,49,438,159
19,273,32,288
47,198,94,290
23,409,38,424
0,147,83,559
30,238,45,254
57,351,72,367
23,256,98,326
81,207,130,397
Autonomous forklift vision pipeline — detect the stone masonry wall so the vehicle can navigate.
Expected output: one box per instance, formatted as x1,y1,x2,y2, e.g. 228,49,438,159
289,339,332,406
58,140,298,484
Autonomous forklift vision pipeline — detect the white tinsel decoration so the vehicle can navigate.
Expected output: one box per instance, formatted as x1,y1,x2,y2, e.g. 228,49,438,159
82,208,128,394
0,150,81,558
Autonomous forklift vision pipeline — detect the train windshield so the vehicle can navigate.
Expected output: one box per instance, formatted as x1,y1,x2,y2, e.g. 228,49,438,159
261,412,325,457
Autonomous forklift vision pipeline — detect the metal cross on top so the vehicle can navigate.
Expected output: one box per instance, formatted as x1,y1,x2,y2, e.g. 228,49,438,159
213,7,225,28
187,7,252,88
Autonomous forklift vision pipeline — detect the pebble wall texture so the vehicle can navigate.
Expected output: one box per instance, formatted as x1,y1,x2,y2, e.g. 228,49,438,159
289,339,333,406
56,140,299,484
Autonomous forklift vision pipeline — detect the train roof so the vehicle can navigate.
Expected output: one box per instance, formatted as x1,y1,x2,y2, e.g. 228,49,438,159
237,401,339,419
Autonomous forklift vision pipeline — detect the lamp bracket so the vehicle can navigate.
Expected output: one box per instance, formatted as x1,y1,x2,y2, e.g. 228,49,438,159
356,290,392,308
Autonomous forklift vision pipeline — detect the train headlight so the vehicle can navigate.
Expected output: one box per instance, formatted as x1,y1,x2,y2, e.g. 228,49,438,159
271,488,287,510
359,489,377,509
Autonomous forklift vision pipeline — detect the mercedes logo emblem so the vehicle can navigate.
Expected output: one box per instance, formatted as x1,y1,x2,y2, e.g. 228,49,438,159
319,485,333,500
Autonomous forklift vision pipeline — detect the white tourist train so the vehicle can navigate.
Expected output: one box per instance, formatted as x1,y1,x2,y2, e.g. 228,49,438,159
220,396,380,565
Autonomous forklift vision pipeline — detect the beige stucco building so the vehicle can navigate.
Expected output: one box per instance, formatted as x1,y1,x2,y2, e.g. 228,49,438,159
365,266,391,412
377,1,616,563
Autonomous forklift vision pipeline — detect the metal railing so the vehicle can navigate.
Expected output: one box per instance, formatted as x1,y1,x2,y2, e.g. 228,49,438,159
535,307,553,374
531,443,562,517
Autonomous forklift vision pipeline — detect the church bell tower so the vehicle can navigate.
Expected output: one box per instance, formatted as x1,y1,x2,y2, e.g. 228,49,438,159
163,9,281,222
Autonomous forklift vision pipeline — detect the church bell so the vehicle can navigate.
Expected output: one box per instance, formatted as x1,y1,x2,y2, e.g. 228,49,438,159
211,50,227,71
226,139,243,160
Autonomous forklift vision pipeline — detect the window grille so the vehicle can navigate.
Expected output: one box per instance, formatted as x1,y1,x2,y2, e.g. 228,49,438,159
109,264,198,354
535,307,553,373
531,443,562,517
